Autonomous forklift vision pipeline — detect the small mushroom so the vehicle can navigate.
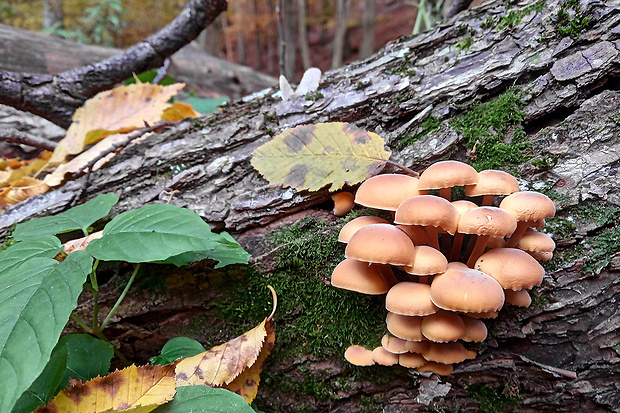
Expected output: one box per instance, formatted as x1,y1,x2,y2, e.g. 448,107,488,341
386,312,425,341
355,174,421,211
504,289,532,307
465,169,519,206
372,346,399,366
395,195,459,250
517,227,555,261
338,216,390,243
429,266,505,313
331,258,394,294
475,248,545,291
421,341,468,364
416,361,454,376
421,310,466,343
345,223,416,267
331,192,355,216
456,206,517,267
500,191,556,248
399,352,426,368
381,334,409,354
460,315,488,342
344,345,375,366
385,282,439,316
418,160,478,201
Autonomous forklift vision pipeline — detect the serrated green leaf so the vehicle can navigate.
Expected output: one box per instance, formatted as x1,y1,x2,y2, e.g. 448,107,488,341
0,236,62,274
13,193,119,240
0,251,93,412
11,340,68,413
85,204,250,267
152,386,255,413
251,122,391,192
150,337,206,366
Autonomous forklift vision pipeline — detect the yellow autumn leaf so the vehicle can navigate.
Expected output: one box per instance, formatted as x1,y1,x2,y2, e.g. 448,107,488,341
0,176,49,212
251,122,391,192
0,151,52,186
175,286,277,400
161,102,200,122
37,364,177,413
49,82,186,164
224,318,275,403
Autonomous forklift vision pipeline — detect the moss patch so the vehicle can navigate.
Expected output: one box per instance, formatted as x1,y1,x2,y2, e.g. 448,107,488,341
450,89,531,171
396,114,442,150
214,216,388,360
554,0,591,38
497,2,544,30
467,383,519,413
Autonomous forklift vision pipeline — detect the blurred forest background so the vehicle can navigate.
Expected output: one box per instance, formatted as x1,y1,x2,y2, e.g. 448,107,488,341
0,0,449,81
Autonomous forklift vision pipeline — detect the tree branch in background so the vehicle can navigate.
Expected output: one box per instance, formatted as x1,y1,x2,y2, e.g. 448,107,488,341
0,0,227,129
0,128,58,151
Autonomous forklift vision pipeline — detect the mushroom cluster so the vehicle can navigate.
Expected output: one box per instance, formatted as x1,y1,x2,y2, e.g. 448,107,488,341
332,160,556,376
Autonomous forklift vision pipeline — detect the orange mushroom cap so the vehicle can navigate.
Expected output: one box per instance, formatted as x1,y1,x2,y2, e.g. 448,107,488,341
345,223,416,266
355,174,421,211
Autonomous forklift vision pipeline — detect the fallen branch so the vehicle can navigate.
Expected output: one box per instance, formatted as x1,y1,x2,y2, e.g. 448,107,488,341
0,0,227,128
0,128,57,150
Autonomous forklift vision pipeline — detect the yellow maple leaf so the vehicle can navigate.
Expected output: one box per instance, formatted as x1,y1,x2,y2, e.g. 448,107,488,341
49,82,186,164
251,122,391,192
0,176,49,212
224,318,275,403
37,364,177,413
174,286,277,402
161,102,200,122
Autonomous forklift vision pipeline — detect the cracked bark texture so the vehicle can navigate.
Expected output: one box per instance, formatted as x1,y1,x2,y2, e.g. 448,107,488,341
1,0,619,411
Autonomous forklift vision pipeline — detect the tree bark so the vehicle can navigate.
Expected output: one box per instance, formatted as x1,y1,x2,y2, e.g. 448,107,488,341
298,0,312,70
1,1,619,411
0,0,228,129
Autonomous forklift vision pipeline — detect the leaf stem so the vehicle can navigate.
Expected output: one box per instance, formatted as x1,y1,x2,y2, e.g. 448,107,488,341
385,160,419,177
71,314,93,334
100,263,141,330
90,259,100,331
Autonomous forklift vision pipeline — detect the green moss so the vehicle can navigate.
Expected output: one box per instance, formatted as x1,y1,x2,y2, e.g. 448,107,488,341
263,112,277,123
450,88,531,171
531,155,559,170
497,2,544,30
215,216,387,360
571,201,619,227
554,0,591,38
456,35,472,52
396,114,443,150
582,225,620,275
481,16,495,29
0,235,16,252
544,217,576,240
467,383,519,413
305,92,324,101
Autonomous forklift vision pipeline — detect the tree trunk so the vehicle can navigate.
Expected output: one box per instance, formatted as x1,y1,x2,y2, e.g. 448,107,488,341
1,1,619,411
298,0,311,70
359,0,376,59
42,0,64,30
332,0,350,68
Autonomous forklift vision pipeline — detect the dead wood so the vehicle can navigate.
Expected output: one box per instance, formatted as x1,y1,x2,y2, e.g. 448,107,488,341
1,0,619,411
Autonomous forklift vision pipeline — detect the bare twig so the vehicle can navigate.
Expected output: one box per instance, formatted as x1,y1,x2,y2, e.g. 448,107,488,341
517,355,578,379
0,128,57,150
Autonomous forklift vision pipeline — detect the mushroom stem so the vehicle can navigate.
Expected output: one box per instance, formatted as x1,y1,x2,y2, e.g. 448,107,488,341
419,275,429,284
425,226,440,250
379,264,399,287
439,187,452,201
450,233,464,262
441,232,452,257
481,194,494,206
505,221,529,248
467,234,490,268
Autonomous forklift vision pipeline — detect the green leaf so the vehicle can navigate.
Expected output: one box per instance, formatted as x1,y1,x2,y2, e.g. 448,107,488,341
177,96,229,114
10,334,113,413
150,337,206,366
13,193,119,240
251,122,391,192
11,340,68,413
152,386,255,413
125,69,175,86
0,251,93,412
0,236,62,274
85,204,250,267
58,334,114,389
